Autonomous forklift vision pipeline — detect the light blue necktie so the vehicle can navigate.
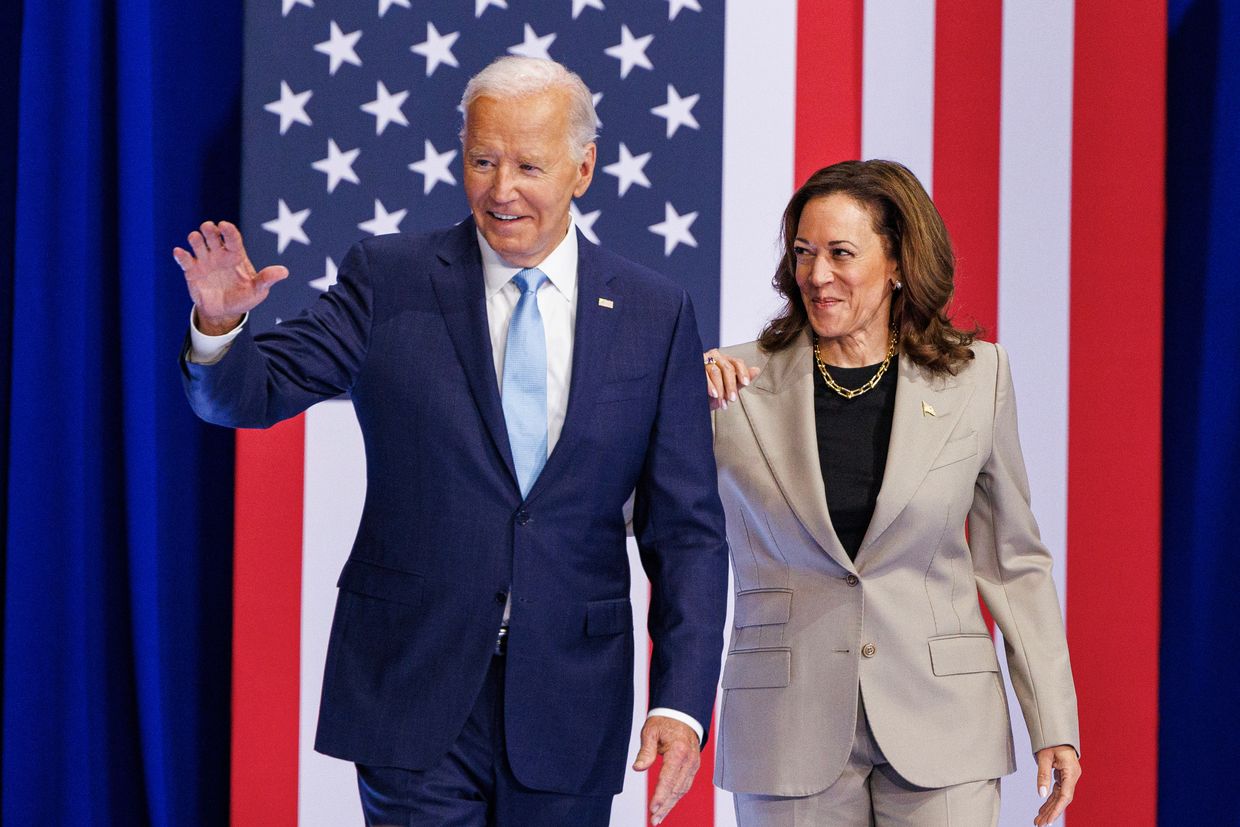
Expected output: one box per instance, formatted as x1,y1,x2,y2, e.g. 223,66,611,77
502,268,550,499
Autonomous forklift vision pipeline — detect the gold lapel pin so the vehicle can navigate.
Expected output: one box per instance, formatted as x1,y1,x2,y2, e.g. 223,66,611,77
597,297,614,309
922,401,937,417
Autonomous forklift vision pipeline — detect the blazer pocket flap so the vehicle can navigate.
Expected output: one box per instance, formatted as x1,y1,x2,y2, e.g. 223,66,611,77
586,598,633,637
722,648,791,689
928,634,1000,676
930,431,978,470
337,558,424,607
734,588,793,627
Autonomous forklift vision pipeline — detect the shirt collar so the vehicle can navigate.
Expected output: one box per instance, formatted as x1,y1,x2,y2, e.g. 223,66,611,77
478,219,579,303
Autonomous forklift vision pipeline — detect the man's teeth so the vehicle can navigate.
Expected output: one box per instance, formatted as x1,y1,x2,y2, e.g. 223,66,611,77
492,213,519,221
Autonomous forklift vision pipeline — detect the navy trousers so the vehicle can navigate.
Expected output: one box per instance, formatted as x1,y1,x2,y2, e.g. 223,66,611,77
356,656,615,827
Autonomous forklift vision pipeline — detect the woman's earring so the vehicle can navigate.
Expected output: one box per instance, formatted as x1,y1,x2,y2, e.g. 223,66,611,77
893,280,903,291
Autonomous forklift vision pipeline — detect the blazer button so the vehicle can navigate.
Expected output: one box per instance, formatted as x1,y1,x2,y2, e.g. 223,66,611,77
845,574,859,587
494,591,508,604
861,642,877,658
515,509,531,525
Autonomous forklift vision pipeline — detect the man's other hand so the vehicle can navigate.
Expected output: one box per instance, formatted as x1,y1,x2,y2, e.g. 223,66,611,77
173,220,288,335
632,715,701,826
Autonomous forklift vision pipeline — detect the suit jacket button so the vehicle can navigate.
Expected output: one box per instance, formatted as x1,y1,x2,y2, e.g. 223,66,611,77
494,591,508,604
515,509,530,525
861,642,877,658
845,574,859,587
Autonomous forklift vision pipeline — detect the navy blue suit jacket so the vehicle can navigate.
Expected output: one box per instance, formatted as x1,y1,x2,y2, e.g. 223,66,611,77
183,218,728,795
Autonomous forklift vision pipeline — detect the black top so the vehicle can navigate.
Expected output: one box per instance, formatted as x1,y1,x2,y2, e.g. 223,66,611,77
813,356,898,560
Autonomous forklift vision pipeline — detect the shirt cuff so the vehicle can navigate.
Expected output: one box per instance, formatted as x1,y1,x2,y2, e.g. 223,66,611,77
188,309,247,365
646,708,704,745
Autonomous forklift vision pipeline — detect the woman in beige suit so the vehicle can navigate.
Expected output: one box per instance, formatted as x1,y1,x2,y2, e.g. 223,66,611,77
704,160,1081,826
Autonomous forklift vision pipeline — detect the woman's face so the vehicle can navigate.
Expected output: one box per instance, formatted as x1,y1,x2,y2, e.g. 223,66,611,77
793,193,898,352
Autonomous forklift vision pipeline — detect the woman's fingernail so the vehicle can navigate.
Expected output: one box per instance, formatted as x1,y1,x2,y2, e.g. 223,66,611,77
708,387,717,398
1039,785,1049,798
721,400,728,410
730,392,738,402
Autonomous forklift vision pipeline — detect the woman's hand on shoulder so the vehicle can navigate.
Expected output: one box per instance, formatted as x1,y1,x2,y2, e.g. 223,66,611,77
1033,744,1081,826
704,349,760,411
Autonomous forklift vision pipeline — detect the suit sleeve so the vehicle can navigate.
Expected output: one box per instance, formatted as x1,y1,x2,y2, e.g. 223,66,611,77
632,289,729,746
181,241,374,429
968,342,1081,756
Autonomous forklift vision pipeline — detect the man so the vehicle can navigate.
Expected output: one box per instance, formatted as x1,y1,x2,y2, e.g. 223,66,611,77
175,57,727,826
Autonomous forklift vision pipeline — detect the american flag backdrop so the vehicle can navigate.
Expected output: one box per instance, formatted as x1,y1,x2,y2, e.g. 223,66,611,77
230,2,1164,826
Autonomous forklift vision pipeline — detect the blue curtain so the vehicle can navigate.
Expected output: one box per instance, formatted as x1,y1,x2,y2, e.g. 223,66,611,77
3,2,241,823
1162,1,1240,823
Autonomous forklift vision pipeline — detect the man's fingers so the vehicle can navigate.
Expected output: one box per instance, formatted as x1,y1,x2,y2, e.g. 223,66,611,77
219,220,244,252
172,247,194,272
632,726,659,771
199,220,224,251
187,231,208,259
649,749,698,825
256,265,290,289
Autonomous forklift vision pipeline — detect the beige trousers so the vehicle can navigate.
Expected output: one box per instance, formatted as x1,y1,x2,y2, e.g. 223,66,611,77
733,693,1001,827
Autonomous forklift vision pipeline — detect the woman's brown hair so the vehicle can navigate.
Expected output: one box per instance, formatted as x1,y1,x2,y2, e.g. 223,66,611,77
757,159,979,374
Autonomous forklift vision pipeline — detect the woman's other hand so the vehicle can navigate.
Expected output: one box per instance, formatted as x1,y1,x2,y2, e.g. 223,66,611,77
704,349,760,411
1033,744,1080,825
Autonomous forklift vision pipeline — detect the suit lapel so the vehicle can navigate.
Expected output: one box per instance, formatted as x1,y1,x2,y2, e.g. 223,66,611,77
856,355,975,557
739,335,855,573
525,232,618,502
430,219,518,487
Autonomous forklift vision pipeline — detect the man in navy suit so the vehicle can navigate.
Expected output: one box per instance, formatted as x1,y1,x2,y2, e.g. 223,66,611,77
175,57,727,826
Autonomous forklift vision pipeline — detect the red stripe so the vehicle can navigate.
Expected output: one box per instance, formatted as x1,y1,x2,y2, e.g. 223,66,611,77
795,0,863,183
1068,1,1165,822
932,0,1002,635
231,418,305,827
932,0,1001,341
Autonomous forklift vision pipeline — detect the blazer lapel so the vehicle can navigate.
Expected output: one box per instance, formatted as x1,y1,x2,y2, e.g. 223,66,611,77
430,219,518,487
525,232,618,502
856,355,975,557
739,335,855,573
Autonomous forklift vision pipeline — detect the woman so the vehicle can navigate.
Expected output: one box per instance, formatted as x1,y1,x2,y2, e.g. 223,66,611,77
704,160,1080,826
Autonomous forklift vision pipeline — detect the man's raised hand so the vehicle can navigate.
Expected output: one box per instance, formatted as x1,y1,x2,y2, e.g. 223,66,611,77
173,220,289,335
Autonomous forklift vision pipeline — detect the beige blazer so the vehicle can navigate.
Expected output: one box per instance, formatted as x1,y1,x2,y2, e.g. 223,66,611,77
712,335,1079,796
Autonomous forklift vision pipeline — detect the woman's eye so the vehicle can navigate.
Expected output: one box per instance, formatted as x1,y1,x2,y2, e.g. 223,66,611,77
793,246,813,258
830,248,852,258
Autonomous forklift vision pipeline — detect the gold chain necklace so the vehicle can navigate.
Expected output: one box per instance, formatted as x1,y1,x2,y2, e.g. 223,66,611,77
813,329,898,399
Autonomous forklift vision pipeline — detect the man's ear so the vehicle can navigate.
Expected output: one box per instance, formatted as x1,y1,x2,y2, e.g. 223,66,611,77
574,143,597,197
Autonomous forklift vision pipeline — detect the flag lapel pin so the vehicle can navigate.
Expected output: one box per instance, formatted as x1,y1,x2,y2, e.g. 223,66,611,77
598,297,614,309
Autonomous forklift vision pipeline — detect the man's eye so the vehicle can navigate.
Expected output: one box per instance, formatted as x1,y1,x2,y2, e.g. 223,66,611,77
520,163,539,172
472,158,493,168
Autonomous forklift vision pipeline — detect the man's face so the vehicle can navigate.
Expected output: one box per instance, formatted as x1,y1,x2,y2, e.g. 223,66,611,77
462,89,596,268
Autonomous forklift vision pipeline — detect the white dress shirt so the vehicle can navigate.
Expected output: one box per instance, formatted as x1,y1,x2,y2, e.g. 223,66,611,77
187,221,702,742
479,224,576,455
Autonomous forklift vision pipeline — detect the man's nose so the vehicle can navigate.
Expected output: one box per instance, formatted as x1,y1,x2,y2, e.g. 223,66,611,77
491,165,517,202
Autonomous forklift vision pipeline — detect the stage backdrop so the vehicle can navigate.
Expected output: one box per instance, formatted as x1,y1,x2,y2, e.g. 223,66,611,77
229,1,1163,825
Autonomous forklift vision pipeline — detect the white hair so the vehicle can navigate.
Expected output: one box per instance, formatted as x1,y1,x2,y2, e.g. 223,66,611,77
459,56,598,161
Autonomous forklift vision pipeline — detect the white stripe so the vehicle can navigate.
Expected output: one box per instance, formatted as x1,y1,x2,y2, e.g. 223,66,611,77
299,401,367,826
861,0,937,191
612,537,654,825
718,0,798,347
996,1,1074,824
711,5,797,823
